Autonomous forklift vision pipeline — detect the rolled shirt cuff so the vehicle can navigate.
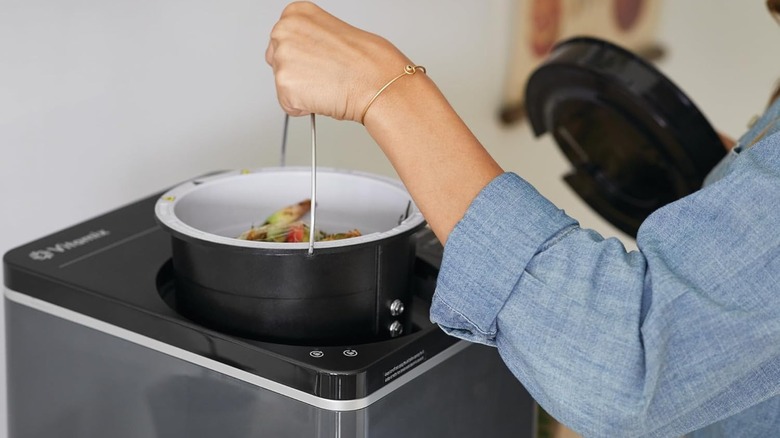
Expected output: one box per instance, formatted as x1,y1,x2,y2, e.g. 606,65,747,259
430,172,577,345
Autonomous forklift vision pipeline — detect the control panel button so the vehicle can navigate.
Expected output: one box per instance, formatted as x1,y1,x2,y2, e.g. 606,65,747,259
309,350,324,358
389,320,403,337
342,349,358,357
389,299,405,316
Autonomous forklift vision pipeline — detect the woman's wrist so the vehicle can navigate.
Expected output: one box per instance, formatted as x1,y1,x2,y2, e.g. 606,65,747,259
349,40,413,123
361,67,435,129
362,73,503,243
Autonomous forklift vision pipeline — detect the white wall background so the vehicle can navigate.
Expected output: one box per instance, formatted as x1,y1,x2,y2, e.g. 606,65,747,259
1,1,778,436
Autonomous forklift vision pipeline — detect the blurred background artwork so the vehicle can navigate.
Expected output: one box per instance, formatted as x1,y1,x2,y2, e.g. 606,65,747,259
501,0,665,124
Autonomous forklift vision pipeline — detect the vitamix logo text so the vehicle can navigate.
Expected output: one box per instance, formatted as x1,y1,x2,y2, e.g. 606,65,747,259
28,229,111,261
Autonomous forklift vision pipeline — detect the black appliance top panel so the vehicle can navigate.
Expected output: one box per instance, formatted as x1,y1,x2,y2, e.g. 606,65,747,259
3,189,457,401
524,37,726,237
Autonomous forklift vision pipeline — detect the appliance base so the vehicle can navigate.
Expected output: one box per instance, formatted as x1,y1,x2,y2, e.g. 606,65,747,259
6,297,536,438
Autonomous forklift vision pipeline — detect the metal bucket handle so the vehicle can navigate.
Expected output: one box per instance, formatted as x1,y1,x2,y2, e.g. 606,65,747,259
280,114,318,255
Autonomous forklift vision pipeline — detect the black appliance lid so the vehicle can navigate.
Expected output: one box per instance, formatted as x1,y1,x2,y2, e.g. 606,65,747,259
524,37,726,237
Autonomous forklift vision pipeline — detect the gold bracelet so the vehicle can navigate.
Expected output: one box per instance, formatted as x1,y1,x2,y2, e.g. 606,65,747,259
359,64,426,124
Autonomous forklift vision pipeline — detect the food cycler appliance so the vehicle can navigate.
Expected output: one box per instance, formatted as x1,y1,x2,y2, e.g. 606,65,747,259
4,187,535,437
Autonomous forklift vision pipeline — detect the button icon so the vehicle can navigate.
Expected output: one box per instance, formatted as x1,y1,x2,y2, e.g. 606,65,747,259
309,350,324,358
342,349,358,357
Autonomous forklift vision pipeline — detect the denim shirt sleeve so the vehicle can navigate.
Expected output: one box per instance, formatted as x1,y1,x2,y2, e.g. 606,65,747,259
431,132,780,437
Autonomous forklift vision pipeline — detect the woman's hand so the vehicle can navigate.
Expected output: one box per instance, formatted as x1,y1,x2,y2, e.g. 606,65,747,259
266,2,503,243
265,1,411,122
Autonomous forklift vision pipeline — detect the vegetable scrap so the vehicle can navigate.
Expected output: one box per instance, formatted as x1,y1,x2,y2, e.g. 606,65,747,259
237,199,361,242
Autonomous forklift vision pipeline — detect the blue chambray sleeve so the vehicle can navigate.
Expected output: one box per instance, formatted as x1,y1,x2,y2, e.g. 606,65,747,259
431,133,780,437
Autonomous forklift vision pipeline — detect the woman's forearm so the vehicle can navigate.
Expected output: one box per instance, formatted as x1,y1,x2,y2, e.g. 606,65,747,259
363,73,504,243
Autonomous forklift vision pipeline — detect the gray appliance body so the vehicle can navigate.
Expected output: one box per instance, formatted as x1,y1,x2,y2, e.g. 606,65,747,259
4,183,536,438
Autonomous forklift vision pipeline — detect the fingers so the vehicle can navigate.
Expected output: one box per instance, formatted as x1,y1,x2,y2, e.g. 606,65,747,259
266,1,314,67
271,56,307,117
266,2,295,68
265,1,404,122
266,3,322,117
717,131,736,151
264,41,275,67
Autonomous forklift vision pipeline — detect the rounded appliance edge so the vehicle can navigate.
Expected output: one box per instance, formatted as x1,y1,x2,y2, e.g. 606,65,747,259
154,166,426,251
4,287,468,411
